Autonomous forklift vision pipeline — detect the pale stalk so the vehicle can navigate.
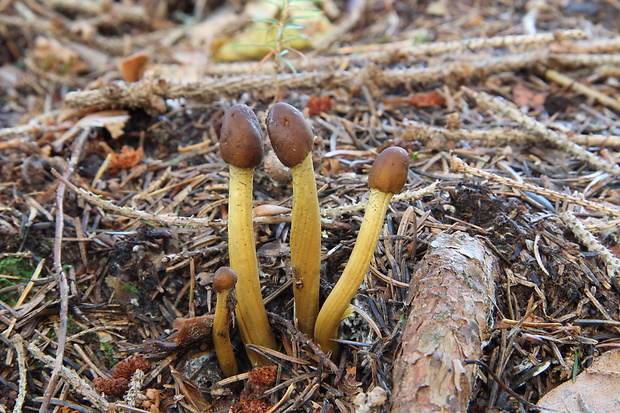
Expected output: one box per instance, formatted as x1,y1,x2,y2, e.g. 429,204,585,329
290,153,322,338
228,166,277,365
213,289,238,377
314,188,392,357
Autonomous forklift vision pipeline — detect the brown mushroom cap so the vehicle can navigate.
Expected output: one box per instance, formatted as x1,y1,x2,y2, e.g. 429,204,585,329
220,104,264,169
266,102,314,168
213,267,238,292
368,147,410,194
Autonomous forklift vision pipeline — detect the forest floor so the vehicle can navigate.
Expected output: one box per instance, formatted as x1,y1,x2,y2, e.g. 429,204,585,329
1,0,620,412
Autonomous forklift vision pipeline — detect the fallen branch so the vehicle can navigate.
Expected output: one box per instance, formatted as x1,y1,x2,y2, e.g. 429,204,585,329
65,52,547,112
391,231,498,412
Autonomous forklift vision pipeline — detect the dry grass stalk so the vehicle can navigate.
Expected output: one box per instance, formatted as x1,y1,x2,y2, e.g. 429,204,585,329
66,52,546,112
558,211,620,290
391,231,497,413
465,88,620,177
450,156,620,218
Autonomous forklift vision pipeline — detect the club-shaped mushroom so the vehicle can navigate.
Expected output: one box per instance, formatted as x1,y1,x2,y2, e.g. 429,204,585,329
212,266,239,377
314,147,410,358
220,104,277,365
266,102,321,338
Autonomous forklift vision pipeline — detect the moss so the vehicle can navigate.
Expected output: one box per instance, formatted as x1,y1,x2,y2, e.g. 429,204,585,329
101,342,119,365
120,282,139,295
0,257,36,305
0,257,35,280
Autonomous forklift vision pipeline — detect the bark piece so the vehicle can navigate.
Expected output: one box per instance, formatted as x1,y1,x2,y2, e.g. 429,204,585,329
392,231,498,413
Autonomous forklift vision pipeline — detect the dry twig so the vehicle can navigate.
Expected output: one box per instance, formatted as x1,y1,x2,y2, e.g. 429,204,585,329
450,156,620,218
558,211,620,290
40,129,89,413
464,88,620,177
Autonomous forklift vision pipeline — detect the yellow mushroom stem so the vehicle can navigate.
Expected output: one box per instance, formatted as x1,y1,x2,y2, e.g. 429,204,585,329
290,153,322,338
228,165,277,365
213,287,238,377
314,187,393,358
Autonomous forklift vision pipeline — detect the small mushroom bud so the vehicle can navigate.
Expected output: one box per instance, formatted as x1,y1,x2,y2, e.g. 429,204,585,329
314,147,410,358
212,267,239,377
267,102,321,338
220,104,277,366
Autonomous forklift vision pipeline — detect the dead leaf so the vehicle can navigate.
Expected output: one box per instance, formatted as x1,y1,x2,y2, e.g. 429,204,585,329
609,243,620,259
76,110,129,139
307,95,332,116
119,52,150,82
512,82,547,112
52,110,129,150
537,349,620,412
408,91,444,108
212,0,332,62
109,146,144,175
141,389,163,413
170,368,211,412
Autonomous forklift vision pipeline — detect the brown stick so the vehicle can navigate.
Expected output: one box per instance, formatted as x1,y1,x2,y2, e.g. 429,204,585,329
391,232,498,413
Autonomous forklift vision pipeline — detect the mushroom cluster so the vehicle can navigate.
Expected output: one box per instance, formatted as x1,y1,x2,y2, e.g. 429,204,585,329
212,102,410,375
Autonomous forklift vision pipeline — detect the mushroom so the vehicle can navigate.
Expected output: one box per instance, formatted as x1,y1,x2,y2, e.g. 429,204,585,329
220,104,277,365
266,102,322,338
212,266,239,377
314,147,410,358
